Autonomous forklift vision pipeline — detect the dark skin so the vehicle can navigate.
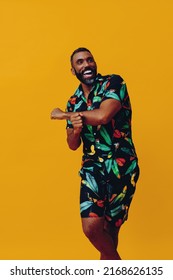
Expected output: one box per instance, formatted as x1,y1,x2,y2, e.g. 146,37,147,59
51,51,122,259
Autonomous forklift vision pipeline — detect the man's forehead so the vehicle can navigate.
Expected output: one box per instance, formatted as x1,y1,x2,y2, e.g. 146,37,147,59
73,51,94,61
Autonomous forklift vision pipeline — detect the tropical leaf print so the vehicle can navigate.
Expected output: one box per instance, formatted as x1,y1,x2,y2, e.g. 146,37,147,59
82,166,94,172
82,172,99,194
87,125,93,134
80,201,93,213
125,137,133,145
125,160,137,175
104,91,120,101
111,160,120,178
102,80,110,91
74,100,83,111
86,172,98,193
66,74,138,178
110,205,124,217
84,133,95,142
85,126,95,142
104,158,113,173
121,147,135,156
120,83,126,100
93,83,100,96
93,96,102,103
122,124,130,129
110,186,127,205
96,143,111,152
100,126,112,145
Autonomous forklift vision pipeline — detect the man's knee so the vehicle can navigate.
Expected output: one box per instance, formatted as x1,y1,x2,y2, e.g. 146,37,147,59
82,218,104,241
82,224,96,241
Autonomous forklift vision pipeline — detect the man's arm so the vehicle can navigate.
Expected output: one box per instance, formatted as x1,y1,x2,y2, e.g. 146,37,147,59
51,99,121,126
80,99,121,125
66,128,82,150
66,112,83,150
51,99,121,150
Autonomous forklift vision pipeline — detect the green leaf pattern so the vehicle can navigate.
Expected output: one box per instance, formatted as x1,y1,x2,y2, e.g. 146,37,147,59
66,74,138,179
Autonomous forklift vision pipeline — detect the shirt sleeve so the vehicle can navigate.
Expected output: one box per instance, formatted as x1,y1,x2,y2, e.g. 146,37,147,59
102,75,128,105
66,100,73,129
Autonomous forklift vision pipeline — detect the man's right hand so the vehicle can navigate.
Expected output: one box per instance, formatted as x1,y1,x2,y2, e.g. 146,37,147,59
70,112,83,134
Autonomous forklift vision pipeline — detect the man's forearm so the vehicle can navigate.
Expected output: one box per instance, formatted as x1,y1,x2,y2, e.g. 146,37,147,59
65,98,121,126
80,109,106,125
67,129,81,150
64,109,104,126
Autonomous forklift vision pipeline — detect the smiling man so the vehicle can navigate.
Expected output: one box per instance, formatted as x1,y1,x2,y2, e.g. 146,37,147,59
71,49,97,86
51,47,140,260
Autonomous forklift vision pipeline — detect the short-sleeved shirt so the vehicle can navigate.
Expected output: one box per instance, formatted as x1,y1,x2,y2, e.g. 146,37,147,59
66,74,138,178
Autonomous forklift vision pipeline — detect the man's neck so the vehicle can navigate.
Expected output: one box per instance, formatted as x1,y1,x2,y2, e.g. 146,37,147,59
81,83,93,99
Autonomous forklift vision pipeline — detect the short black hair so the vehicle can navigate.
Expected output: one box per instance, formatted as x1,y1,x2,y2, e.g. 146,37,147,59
70,47,91,64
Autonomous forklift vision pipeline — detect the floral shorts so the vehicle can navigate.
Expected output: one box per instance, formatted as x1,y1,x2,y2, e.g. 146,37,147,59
79,159,140,228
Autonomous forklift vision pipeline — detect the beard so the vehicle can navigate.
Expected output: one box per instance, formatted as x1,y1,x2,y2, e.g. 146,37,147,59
74,67,97,85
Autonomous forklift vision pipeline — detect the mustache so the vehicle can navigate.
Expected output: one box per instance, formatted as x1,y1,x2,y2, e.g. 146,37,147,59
81,67,95,75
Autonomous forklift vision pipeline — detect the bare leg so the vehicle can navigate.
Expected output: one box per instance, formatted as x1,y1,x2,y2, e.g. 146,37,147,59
82,217,121,260
103,219,121,260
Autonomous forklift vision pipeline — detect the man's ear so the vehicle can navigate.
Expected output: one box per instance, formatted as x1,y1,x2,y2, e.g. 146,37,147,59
71,67,76,75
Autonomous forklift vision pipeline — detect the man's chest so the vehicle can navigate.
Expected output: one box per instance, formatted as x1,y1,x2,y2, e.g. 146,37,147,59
74,90,104,112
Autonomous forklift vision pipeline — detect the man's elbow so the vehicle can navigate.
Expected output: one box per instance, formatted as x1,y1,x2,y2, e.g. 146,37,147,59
68,144,78,151
99,114,110,125
67,140,80,151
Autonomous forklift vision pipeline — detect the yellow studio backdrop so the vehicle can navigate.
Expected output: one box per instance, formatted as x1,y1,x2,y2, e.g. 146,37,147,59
0,0,172,260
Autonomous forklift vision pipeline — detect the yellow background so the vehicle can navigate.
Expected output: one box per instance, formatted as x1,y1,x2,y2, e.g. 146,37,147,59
0,0,173,259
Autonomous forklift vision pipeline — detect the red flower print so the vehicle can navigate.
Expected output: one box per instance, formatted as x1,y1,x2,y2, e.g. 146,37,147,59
87,99,92,107
109,194,117,202
105,81,110,89
115,219,123,227
70,97,77,104
96,200,104,207
89,212,99,217
113,129,121,138
116,158,126,166
130,156,135,161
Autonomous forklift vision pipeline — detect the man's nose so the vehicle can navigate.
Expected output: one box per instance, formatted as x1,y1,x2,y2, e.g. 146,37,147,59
83,60,90,67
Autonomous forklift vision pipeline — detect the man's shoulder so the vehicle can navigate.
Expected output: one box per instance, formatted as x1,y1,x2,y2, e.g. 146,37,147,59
98,73,124,84
68,86,82,100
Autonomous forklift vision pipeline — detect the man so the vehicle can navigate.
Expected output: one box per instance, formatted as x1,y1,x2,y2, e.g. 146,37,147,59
51,47,139,260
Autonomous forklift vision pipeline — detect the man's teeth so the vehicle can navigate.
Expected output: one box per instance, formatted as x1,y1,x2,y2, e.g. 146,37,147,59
84,70,92,75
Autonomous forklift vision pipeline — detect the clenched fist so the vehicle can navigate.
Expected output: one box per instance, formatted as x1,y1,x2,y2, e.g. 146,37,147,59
51,108,65,120
70,112,84,134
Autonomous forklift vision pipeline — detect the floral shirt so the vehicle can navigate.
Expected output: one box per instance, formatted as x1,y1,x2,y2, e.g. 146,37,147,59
66,74,138,178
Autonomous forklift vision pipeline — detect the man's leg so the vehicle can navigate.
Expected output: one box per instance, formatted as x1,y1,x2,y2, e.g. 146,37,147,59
82,217,121,260
103,219,121,260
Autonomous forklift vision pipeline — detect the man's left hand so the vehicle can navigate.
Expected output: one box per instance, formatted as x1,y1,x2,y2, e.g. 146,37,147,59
51,108,65,120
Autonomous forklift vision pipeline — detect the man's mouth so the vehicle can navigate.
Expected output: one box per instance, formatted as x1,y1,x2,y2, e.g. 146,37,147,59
82,69,94,78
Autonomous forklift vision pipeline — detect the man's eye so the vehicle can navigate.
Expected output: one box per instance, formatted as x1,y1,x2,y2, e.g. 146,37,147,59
77,60,83,65
88,58,94,63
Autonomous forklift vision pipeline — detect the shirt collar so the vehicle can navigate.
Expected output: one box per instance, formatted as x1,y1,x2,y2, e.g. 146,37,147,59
78,73,102,93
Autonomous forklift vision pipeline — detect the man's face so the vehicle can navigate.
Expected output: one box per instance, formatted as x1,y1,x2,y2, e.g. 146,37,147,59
71,51,97,86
